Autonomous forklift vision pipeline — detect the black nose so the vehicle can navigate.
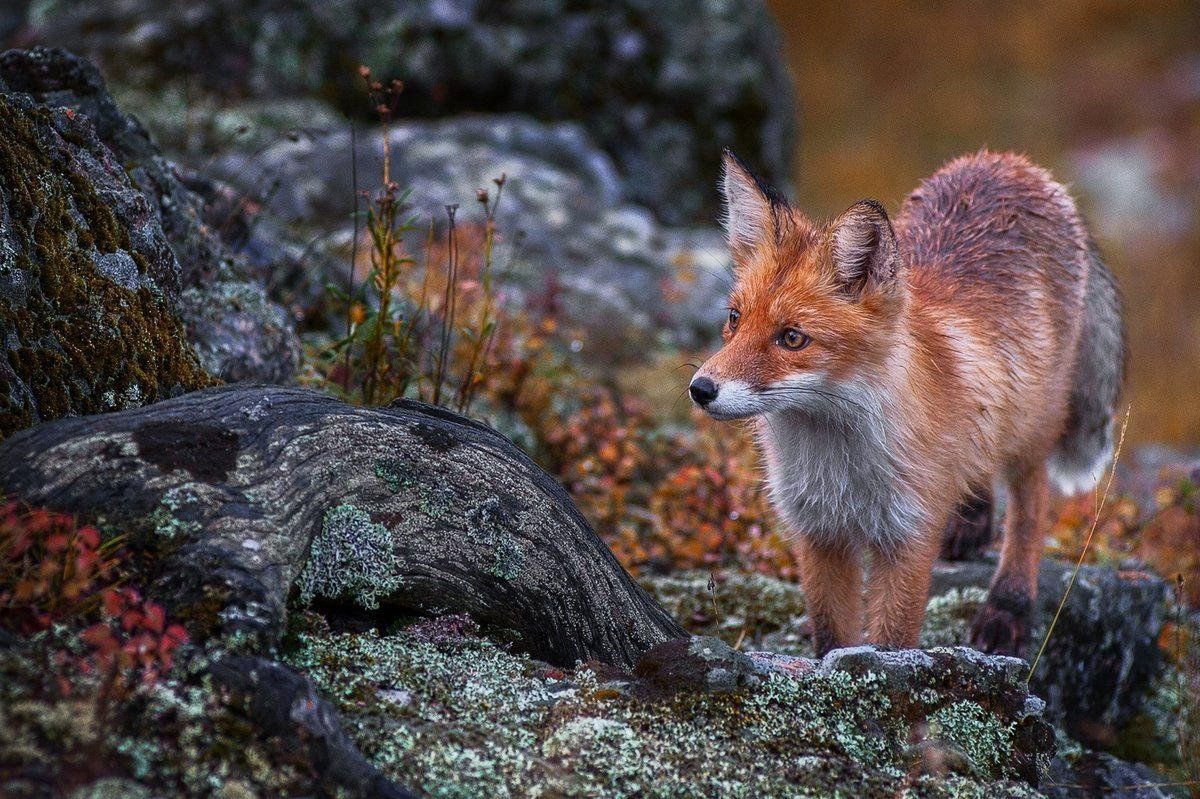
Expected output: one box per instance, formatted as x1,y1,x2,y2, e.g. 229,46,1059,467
689,377,719,406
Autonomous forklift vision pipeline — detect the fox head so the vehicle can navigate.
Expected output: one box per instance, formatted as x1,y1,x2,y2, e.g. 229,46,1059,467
690,150,907,420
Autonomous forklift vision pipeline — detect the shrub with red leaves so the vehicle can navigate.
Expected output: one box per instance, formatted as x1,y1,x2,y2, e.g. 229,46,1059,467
0,500,187,694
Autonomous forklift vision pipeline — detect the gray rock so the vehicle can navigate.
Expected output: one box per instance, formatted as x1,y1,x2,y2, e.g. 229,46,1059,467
21,0,797,224
0,47,300,391
931,558,1169,747
634,634,766,693
212,115,733,353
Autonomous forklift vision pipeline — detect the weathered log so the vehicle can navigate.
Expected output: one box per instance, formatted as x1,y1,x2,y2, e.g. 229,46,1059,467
0,384,686,667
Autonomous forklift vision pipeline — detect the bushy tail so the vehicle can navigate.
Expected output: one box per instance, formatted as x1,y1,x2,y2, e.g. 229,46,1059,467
1049,239,1126,495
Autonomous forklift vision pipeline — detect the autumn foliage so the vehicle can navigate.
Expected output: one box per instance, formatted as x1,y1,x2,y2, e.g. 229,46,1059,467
0,501,187,695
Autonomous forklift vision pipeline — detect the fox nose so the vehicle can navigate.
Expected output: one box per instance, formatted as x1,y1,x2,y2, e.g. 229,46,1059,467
689,376,719,406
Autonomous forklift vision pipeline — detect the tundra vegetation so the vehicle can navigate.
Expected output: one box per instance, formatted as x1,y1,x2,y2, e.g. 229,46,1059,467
1,4,1198,798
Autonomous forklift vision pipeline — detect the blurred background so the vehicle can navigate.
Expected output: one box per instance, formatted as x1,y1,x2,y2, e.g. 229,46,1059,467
4,0,1195,444
770,0,1200,446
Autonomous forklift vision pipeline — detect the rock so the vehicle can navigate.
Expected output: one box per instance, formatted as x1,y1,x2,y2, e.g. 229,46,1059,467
633,635,765,693
930,558,1169,747
211,115,733,353
0,384,685,665
1044,750,1179,799
0,52,214,438
0,47,300,395
277,622,1055,797
647,563,1169,753
21,0,797,225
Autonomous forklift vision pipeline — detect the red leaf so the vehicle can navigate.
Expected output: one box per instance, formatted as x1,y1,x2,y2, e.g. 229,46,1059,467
80,623,117,654
164,624,189,646
143,604,165,634
77,525,101,550
101,588,124,617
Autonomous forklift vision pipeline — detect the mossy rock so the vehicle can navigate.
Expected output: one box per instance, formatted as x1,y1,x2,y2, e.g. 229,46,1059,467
0,90,215,437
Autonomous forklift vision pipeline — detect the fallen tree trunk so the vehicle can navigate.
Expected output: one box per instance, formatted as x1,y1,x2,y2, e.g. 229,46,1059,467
0,385,686,668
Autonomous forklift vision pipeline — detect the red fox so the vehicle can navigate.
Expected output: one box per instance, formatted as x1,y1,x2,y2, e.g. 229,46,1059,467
690,149,1124,656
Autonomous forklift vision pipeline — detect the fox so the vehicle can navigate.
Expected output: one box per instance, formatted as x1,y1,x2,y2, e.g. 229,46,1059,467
690,149,1124,657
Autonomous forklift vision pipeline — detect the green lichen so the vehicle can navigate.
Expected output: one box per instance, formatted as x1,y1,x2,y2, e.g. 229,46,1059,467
928,700,1015,775
642,569,807,645
465,496,525,581
296,504,404,609
374,456,413,494
280,625,1048,799
0,95,215,439
148,485,204,540
920,587,989,649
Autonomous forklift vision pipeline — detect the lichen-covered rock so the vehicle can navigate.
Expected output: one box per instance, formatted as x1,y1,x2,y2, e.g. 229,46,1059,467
0,47,299,404
0,385,685,665
930,559,1168,746
646,563,1169,753
20,0,797,225
282,622,1055,798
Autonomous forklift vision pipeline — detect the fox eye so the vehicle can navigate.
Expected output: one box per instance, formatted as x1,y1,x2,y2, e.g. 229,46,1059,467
779,328,811,351
727,309,740,332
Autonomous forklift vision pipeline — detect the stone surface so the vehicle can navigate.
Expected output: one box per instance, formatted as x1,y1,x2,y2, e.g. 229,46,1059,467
0,51,214,437
0,47,300,400
210,114,734,354
277,623,1055,797
930,558,1169,747
644,562,1169,752
18,0,797,225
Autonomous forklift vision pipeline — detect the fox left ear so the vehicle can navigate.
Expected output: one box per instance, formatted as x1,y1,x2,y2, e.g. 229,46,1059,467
721,149,788,255
830,200,900,297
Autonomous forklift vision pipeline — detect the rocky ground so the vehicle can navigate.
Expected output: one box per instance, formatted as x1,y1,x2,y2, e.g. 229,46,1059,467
1,4,1198,797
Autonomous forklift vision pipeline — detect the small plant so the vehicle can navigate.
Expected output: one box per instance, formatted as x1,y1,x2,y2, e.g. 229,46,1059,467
0,500,187,699
322,66,508,413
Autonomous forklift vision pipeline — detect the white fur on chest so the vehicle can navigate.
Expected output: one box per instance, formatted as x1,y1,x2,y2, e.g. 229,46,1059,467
756,386,924,550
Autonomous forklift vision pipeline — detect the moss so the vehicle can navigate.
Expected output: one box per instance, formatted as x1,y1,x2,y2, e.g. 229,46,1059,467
0,95,215,440
296,504,404,609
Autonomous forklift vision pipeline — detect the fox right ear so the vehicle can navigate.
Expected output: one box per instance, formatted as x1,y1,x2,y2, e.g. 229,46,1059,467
721,149,785,254
830,199,900,297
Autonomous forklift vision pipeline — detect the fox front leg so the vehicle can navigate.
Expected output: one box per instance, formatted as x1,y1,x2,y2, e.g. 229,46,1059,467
794,535,864,656
864,531,942,649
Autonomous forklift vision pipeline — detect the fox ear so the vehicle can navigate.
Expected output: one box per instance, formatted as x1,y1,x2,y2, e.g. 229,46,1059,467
829,200,899,296
721,149,786,253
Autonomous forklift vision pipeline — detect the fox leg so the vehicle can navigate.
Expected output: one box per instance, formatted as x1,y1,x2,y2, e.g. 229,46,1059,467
865,530,942,648
970,459,1047,656
939,486,994,561
794,536,864,656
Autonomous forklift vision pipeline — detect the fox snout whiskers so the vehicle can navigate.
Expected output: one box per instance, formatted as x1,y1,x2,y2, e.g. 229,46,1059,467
688,375,772,420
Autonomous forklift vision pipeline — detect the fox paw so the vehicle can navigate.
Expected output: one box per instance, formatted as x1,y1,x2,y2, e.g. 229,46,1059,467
968,593,1032,656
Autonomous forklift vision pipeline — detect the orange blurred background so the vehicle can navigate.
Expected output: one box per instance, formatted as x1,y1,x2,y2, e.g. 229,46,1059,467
767,0,1200,445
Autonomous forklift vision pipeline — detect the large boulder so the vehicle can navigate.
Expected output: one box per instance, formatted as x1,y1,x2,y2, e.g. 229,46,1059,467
0,47,300,414
17,0,797,225
0,54,213,436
